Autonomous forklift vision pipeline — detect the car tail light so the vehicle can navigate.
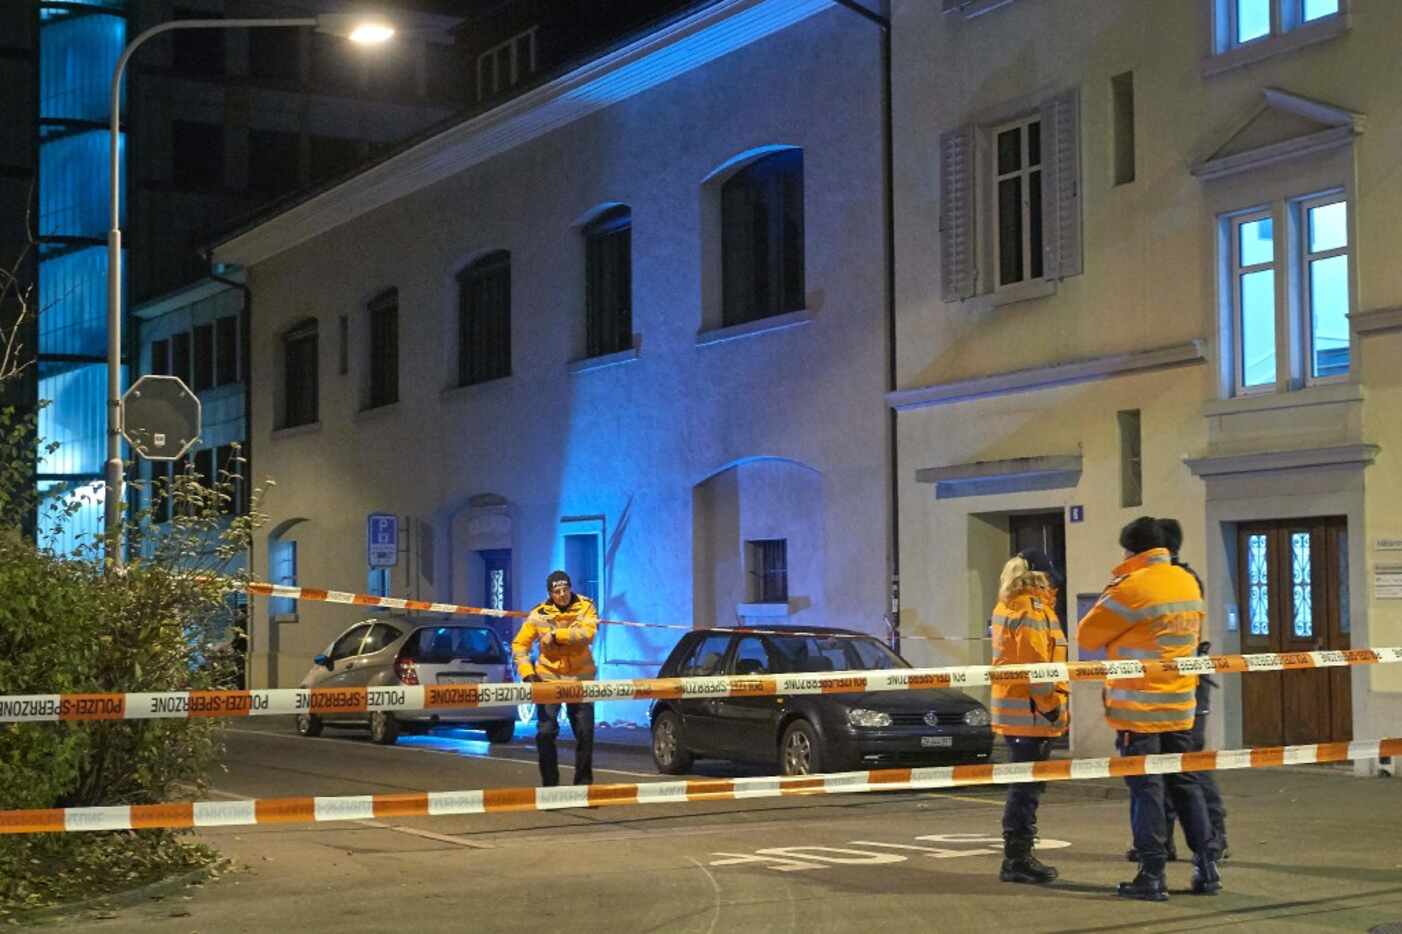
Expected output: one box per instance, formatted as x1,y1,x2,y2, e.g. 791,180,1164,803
395,657,419,685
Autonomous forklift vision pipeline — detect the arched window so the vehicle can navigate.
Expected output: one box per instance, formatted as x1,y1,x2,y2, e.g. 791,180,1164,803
721,149,804,326
281,319,318,428
457,251,511,386
583,206,632,358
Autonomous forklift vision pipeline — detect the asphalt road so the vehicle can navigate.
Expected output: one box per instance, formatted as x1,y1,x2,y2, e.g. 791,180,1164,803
43,718,1402,933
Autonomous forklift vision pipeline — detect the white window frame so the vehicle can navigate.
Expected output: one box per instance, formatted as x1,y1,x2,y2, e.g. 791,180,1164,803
991,114,1043,292
1206,0,1348,75
476,27,537,102
1229,207,1277,396
1297,192,1350,387
1222,190,1351,397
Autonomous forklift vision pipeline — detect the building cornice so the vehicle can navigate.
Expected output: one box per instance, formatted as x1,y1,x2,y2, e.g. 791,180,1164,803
1184,443,1378,479
916,454,1082,500
1352,306,1402,336
887,341,1205,412
212,0,834,269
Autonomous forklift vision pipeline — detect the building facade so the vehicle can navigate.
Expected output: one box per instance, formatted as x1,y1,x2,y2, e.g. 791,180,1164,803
212,0,892,724
126,0,468,572
892,0,1401,764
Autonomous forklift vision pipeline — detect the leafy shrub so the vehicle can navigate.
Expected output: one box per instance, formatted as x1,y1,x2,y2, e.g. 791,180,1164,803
0,406,267,912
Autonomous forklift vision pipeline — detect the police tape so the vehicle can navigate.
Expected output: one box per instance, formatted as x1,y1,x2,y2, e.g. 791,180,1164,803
3,736,1398,835
240,581,981,642
3,647,1400,723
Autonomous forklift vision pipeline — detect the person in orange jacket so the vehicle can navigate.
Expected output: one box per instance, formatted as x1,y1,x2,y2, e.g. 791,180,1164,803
512,570,599,787
990,549,1070,885
1078,517,1224,901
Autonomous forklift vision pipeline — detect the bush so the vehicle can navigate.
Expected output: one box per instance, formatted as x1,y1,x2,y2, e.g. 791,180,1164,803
0,407,267,913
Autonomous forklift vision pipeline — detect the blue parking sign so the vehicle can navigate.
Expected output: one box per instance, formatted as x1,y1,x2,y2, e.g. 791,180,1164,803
368,513,398,567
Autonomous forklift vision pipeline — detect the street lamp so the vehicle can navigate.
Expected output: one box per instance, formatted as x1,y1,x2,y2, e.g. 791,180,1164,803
104,13,394,567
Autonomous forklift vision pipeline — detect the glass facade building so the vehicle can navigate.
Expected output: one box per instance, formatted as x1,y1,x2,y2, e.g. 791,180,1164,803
36,0,127,555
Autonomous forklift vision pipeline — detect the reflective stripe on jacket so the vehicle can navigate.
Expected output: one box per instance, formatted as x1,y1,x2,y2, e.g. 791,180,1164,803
991,579,1070,738
512,595,598,680
1076,548,1204,733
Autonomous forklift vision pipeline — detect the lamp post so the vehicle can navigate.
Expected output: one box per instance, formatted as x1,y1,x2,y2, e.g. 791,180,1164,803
104,14,394,568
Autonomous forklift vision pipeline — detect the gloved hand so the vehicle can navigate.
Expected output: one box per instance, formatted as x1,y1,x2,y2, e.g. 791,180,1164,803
523,673,541,683
1039,704,1062,725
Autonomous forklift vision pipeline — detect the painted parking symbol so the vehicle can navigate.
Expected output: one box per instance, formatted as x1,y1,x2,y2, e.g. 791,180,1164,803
709,832,1071,873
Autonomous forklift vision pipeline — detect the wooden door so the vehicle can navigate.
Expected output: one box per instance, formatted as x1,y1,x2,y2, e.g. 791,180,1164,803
1009,513,1068,628
1237,519,1351,747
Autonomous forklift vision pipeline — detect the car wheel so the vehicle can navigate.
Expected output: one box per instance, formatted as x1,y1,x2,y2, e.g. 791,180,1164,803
296,714,322,737
651,710,693,775
369,711,400,745
780,720,822,776
486,720,515,744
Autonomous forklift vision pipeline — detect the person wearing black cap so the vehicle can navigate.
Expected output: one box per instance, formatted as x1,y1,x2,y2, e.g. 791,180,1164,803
1125,519,1230,863
512,570,599,786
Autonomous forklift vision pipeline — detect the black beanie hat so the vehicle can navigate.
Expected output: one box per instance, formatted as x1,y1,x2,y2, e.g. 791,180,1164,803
1156,518,1185,556
1018,548,1061,584
546,569,572,591
1119,516,1166,555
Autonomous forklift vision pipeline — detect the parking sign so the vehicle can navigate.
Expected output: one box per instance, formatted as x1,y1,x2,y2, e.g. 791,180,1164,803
368,513,398,567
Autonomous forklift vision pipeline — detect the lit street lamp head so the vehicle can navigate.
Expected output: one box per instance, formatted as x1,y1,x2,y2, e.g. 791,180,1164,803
315,14,396,44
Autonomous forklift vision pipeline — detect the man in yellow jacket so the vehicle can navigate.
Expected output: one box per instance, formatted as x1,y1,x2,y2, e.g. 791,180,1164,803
991,549,1070,885
1078,517,1223,901
513,570,599,787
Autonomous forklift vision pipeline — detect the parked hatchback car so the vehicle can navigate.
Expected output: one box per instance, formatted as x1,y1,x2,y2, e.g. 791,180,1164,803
297,617,517,745
650,627,992,776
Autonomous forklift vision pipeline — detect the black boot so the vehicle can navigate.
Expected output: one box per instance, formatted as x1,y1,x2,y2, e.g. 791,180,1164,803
1191,853,1222,895
1117,859,1169,901
1000,834,1058,884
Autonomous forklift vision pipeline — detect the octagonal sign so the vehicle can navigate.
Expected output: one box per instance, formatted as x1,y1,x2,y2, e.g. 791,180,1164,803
121,375,202,461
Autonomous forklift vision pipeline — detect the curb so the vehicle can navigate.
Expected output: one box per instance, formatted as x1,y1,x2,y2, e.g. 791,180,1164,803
4,862,220,928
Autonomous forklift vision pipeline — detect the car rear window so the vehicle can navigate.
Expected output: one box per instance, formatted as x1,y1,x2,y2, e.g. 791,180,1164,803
403,626,504,664
766,635,909,673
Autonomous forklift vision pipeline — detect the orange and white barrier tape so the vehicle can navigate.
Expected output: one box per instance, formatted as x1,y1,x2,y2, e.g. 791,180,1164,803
3,736,1397,835
241,581,982,642
4,647,1400,723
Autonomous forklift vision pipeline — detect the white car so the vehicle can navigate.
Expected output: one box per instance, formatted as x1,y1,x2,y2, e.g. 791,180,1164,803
296,617,517,745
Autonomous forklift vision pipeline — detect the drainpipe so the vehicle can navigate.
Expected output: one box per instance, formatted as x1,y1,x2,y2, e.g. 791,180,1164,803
832,0,900,652
205,253,253,690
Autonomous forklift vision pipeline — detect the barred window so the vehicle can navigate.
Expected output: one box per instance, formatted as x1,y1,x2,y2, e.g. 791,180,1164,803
457,251,511,386
747,539,788,604
584,206,632,358
367,289,399,408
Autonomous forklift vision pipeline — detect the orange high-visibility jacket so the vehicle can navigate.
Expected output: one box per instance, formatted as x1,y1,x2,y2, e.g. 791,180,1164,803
1077,548,1204,733
512,594,599,680
991,579,1070,738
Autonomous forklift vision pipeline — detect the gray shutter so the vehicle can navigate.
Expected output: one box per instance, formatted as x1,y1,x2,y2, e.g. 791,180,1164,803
1040,88,1082,280
939,125,976,303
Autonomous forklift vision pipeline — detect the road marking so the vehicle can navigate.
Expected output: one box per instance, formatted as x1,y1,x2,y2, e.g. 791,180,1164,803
709,831,1071,872
223,727,658,777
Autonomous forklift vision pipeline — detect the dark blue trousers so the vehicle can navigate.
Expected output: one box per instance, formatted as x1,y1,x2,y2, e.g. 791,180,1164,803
1002,737,1053,837
1118,729,1220,865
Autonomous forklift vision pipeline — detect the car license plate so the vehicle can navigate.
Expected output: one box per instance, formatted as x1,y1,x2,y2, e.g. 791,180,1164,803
437,673,485,684
921,736,953,748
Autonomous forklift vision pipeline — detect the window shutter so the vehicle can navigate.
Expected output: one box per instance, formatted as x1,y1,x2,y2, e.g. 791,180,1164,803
939,125,976,303
1040,88,1082,280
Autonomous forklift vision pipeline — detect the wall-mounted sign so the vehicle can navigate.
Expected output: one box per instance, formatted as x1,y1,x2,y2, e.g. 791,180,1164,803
1374,566,1402,600
1375,537,1402,552
368,513,398,568
1068,505,1084,523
